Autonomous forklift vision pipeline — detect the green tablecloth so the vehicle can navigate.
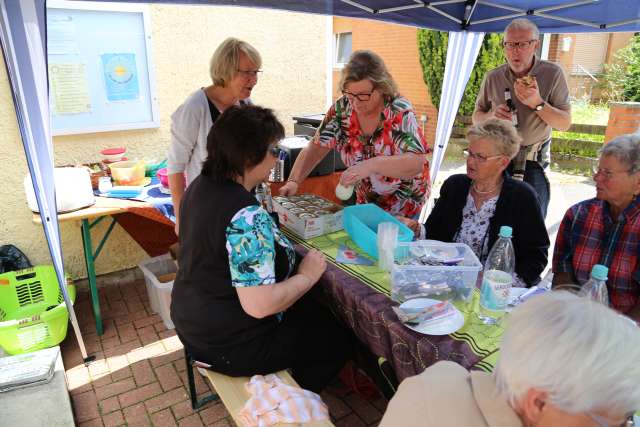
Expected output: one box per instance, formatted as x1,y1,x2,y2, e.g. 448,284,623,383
287,228,504,371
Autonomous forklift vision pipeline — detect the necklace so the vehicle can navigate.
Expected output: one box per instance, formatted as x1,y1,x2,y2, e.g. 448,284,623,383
472,180,502,195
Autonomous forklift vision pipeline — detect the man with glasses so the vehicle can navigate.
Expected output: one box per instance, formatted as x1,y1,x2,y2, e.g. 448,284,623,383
473,18,571,218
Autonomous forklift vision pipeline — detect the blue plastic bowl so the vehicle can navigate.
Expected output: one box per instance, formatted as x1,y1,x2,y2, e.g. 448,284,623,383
343,204,414,260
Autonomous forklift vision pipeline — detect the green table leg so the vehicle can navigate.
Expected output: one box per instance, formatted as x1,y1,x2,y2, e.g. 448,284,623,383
81,216,117,336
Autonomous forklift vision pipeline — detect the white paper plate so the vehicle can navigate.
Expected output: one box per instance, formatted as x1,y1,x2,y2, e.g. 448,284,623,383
399,298,465,335
505,287,528,312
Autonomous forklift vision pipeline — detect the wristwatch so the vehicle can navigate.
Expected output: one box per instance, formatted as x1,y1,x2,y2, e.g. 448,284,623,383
534,102,545,111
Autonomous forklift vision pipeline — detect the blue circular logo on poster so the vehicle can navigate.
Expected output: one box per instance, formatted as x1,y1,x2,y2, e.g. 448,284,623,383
101,53,140,101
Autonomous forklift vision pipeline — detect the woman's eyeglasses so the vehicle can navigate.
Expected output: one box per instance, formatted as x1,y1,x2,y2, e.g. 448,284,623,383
462,149,503,163
342,90,373,102
588,412,635,427
592,165,633,180
236,69,262,78
268,145,282,158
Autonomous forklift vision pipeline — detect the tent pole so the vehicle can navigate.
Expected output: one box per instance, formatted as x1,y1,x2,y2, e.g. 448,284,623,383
536,0,598,14
0,0,92,363
607,18,640,29
340,0,374,13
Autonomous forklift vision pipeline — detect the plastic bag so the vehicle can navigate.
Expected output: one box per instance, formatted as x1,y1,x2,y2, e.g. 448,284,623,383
0,245,32,274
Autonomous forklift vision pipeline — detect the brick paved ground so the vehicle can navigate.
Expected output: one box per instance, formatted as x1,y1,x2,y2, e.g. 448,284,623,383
61,279,388,426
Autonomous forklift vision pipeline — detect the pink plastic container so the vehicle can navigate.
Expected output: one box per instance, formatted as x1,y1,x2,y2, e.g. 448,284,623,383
156,167,169,188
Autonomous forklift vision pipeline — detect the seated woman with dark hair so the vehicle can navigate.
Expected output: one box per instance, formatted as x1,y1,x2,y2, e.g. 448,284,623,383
170,105,352,392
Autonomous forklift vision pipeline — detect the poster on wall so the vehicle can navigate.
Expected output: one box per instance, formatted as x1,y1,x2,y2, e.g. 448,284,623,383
101,53,140,102
47,1,159,135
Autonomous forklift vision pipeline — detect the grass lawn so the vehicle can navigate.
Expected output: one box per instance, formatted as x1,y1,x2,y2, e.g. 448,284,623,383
553,101,609,146
569,100,609,125
552,130,604,143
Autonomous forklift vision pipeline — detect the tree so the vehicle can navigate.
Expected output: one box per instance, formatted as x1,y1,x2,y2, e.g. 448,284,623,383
597,33,640,103
417,30,504,116
622,33,640,102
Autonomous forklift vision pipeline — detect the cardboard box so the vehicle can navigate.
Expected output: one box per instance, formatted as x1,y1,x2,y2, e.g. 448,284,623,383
273,194,343,239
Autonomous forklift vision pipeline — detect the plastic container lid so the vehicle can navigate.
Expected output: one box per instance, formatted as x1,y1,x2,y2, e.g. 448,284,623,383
100,147,126,155
590,264,608,281
499,225,513,238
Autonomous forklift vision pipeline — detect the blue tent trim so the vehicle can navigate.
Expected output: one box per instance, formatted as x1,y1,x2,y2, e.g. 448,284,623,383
86,0,640,33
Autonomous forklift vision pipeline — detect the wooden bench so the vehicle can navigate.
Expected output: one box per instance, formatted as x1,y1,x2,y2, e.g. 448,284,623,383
184,349,333,426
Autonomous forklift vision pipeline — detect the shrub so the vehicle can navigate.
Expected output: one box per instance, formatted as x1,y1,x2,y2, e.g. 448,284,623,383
417,30,504,116
598,33,640,102
622,34,640,102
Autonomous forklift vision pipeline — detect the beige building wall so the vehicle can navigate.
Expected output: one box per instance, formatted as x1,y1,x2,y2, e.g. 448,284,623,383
0,5,328,279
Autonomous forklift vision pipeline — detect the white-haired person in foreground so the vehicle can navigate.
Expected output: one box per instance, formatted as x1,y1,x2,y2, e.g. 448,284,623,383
380,291,640,427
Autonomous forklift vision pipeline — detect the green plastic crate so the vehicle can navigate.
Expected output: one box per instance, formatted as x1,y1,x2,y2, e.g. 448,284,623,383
0,266,76,355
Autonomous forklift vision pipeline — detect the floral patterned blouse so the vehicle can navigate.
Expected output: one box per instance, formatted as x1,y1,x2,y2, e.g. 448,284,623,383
454,193,498,260
455,193,526,287
313,96,431,217
226,205,296,288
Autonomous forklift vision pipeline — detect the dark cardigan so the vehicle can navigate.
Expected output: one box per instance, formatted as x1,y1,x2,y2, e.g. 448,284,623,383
425,174,549,286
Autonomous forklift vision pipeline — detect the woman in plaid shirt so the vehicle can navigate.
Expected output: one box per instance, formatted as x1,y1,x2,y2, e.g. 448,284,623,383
553,134,640,320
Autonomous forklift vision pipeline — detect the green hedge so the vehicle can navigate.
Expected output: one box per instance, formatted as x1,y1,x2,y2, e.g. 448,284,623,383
417,30,504,116
623,34,640,102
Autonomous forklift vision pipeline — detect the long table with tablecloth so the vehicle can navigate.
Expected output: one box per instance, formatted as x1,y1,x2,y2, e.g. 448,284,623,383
282,228,504,382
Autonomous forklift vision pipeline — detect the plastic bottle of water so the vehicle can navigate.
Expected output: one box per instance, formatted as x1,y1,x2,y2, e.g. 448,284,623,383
579,264,609,306
478,226,515,324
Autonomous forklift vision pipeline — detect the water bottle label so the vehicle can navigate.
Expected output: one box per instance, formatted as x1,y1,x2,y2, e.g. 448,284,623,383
480,270,512,311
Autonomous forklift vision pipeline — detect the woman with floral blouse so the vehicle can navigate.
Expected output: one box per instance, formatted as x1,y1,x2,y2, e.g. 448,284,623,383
279,50,431,218
171,105,352,393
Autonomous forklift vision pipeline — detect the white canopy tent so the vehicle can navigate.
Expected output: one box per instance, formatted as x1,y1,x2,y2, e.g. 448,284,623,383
1,0,638,358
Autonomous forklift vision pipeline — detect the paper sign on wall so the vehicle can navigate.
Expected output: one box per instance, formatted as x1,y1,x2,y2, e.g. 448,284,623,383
49,63,91,114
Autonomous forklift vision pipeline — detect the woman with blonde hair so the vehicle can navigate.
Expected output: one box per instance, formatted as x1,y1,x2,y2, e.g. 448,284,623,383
279,50,430,218
400,119,549,286
168,37,262,233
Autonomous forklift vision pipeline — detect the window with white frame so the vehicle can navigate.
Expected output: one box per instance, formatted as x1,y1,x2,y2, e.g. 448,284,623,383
334,32,352,66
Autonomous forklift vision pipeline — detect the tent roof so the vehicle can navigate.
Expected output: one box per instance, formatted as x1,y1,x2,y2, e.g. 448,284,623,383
91,0,640,33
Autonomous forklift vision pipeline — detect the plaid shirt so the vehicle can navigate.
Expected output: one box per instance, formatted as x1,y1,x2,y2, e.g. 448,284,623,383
553,196,640,314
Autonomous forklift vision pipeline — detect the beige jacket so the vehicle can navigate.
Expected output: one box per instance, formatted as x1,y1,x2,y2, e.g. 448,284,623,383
379,362,523,427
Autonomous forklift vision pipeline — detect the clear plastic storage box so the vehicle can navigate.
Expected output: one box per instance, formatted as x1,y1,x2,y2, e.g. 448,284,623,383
391,241,482,303
138,254,177,330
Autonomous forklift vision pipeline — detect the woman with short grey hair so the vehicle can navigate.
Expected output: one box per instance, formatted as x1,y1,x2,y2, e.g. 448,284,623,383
381,291,640,426
168,37,262,234
400,118,549,286
467,117,522,159
280,50,430,218
553,133,640,319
